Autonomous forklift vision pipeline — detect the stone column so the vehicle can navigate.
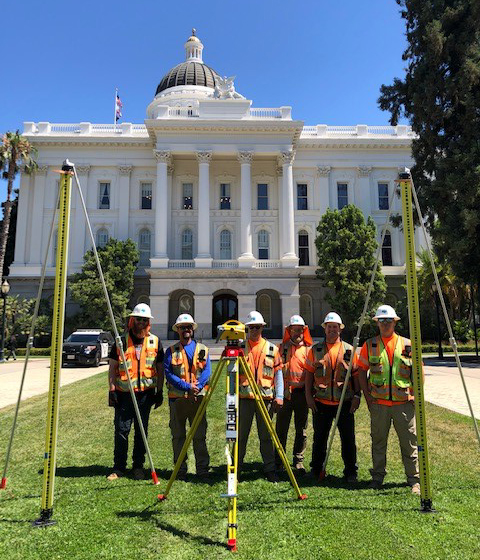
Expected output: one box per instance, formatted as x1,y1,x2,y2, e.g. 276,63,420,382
12,166,31,265
193,294,212,339
237,294,257,323
237,151,255,267
356,166,372,218
316,165,331,216
166,164,174,260
276,163,284,258
117,164,133,240
72,165,90,269
195,151,212,267
151,150,170,268
28,165,48,265
280,151,298,267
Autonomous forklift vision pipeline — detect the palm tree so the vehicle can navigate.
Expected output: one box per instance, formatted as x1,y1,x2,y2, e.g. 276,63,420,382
0,131,37,277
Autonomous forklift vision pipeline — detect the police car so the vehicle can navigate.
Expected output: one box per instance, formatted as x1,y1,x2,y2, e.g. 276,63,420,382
62,329,114,367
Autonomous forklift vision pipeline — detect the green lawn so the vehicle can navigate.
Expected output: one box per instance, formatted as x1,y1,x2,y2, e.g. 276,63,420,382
0,366,479,560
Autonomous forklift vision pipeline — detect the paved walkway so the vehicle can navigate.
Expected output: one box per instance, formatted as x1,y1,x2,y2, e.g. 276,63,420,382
1,352,479,420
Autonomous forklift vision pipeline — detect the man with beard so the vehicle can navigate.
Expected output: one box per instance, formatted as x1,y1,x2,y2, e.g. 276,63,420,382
164,313,211,480
305,312,360,483
275,315,313,476
107,304,164,481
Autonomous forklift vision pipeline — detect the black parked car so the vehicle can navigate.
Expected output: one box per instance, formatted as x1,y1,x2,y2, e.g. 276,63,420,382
62,329,114,367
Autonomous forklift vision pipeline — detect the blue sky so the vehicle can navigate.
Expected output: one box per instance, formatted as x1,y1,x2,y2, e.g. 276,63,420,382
1,0,408,199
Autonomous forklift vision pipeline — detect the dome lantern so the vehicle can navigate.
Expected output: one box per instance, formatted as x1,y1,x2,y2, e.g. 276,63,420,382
184,28,203,63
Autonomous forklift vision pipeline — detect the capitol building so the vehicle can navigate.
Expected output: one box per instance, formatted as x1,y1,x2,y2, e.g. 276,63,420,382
11,31,416,339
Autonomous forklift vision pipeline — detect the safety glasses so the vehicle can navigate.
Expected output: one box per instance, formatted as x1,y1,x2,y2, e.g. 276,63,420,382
179,325,193,331
248,325,262,330
378,318,394,324
134,317,149,324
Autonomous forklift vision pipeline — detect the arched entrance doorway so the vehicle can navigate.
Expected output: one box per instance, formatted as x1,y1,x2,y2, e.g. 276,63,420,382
212,294,238,338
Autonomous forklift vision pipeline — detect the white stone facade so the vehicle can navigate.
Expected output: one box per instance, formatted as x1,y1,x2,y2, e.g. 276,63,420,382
11,33,415,340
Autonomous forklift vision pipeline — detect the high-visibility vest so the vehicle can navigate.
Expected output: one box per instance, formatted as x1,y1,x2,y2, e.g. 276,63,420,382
311,340,354,402
240,339,277,400
366,335,413,402
280,340,308,400
168,342,209,398
115,333,159,392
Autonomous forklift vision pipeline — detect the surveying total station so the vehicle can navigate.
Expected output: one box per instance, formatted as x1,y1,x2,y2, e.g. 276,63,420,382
158,319,307,552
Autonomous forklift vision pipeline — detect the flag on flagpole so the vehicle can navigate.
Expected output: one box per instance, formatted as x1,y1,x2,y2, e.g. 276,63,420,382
115,94,123,123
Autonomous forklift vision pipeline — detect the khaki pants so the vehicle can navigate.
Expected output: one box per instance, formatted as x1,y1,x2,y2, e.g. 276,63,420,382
370,400,419,485
275,389,308,469
238,398,275,473
169,397,210,475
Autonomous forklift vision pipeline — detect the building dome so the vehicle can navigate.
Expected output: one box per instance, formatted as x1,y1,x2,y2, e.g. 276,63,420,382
155,61,220,95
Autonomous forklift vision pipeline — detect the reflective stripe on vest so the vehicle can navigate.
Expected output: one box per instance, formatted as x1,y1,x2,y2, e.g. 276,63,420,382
311,340,354,402
367,335,412,401
168,342,209,398
281,341,308,400
240,339,276,400
115,334,159,392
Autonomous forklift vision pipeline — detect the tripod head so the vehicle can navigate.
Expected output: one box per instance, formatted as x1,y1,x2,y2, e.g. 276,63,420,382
216,320,246,345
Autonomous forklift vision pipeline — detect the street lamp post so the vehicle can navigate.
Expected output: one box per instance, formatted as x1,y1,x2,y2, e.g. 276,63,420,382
0,279,10,363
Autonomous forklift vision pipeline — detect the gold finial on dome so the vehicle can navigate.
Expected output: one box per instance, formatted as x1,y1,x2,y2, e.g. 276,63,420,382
185,29,203,60
187,28,200,42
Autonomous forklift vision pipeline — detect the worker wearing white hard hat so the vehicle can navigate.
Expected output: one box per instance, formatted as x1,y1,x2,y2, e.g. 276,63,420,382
357,304,420,495
275,314,314,475
107,303,164,481
238,311,283,482
164,313,211,480
305,312,360,482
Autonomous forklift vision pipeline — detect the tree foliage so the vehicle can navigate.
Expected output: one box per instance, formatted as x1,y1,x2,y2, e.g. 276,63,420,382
315,205,387,336
0,294,50,344
69,238,139,332
378,0,480,286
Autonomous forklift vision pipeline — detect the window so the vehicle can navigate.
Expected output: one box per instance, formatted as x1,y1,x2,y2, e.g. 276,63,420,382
96,228,109,248
382,231,393,266
138,228,151,266
183,183,193,210
257,294,271,328
98,182,110,210
220,183,231,210
258,229,269,260
300,294,313,327
220,229,232,259
181,228,193,259
257,183,268,210
141,182,153,210
337,183,348,209
378,182,389,210
298,230,309,266
297,184,308,210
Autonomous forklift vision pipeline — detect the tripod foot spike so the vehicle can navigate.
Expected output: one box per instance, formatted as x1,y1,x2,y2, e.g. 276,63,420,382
0,477,7,489
32,509,56,528
157,494,167,501
227,538,237,552
151,471,159,485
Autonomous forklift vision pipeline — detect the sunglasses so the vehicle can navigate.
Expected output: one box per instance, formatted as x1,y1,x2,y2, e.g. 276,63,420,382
378,318,394,324
248,325,262,330
179,325,193,330
134,317,149,323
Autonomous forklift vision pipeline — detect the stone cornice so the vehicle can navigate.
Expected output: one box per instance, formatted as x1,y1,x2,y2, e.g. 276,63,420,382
196,151,212,164
154,150,171,164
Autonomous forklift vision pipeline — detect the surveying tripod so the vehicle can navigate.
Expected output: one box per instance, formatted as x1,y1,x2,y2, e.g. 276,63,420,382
158,320,307,552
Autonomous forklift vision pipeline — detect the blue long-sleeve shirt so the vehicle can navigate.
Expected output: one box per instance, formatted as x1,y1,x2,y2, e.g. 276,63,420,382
164,340,211,394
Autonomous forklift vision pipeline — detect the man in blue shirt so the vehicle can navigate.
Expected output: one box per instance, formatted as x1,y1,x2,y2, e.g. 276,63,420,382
164,313,211,480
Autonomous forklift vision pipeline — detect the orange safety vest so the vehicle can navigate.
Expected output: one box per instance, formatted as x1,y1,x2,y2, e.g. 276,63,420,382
168,342,209,398
311,340,355,402
115,333,159,392
280,340,308,399
240,339,277,400
366,335,413,402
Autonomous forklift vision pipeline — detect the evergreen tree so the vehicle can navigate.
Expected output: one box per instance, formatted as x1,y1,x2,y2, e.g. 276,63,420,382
69,238,139,331
378,0,480,287
315,205,387,337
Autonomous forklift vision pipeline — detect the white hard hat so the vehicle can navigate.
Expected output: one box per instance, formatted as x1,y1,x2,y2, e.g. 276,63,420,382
245,311,266,326
373,305,400,321
173,313,198,332
129,304,154,319
322,312,344,330
288,314,305,327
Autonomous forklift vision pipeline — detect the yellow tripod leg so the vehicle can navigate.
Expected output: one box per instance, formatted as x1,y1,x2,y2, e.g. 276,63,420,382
400,178,434,513
158,358,226,500
239,357,306,500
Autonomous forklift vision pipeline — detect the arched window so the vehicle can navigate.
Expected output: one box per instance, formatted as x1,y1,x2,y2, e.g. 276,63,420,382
298,230,309,266
258,229,269,260
138,228,151,266
382,231,393,266
96,228,109,249
257,294,271,328
137,295,150,305
182,228,193,260
300,294,313,328
220,229,232,259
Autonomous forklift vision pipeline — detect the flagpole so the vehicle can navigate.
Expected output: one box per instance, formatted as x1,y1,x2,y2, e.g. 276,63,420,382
114,87,118,132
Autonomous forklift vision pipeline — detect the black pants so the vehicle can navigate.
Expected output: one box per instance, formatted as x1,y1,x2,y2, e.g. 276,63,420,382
113,389,154,471
311,400,357,477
